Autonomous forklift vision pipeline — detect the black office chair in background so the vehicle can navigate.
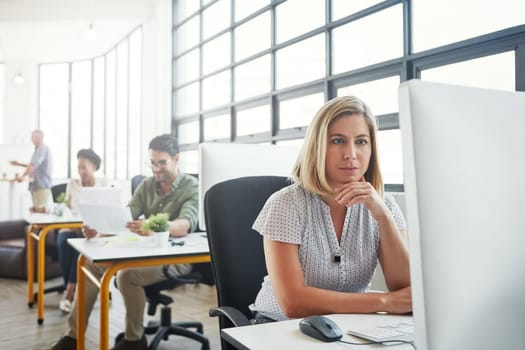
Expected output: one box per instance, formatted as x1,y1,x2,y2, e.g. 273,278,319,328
114,269,211,350
51,183,67,202
131,174,146,195
204,176,290,350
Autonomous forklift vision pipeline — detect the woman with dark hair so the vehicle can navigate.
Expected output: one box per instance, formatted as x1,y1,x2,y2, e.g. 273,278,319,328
56,149,107,313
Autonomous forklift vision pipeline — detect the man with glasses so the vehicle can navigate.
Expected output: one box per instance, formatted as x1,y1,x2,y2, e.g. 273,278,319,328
49,134,198,350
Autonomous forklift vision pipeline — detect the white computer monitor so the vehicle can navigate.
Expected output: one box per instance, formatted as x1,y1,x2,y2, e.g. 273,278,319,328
399,80,525,350
198,142,300,230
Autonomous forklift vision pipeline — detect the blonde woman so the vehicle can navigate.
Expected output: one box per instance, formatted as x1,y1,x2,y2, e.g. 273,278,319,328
250,96,411,322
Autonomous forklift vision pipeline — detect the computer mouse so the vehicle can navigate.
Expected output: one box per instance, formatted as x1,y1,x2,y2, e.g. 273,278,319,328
299,315,343,342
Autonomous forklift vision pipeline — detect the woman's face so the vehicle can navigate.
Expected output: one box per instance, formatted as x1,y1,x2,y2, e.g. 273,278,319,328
77,158,97,183
325,114,372,189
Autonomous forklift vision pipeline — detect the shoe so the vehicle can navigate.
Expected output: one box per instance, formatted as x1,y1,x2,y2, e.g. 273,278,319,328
48,336,76,350
111,335,147,350
59,299,72,313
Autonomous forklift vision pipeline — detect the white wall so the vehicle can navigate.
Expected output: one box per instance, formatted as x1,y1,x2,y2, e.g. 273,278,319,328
0,0,174,218
1,62,38,144
0,0,173,170
139,0,173,176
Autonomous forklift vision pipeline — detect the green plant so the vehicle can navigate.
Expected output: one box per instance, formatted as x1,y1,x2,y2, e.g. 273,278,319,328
141,213,169,233
55,192,69,206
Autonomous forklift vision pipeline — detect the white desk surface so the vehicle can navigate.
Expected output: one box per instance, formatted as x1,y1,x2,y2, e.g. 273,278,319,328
67,232,209,263
24,212,83,224
222,313,414,350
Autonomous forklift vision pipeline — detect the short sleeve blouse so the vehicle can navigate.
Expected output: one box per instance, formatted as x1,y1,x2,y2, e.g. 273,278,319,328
250,183,406,321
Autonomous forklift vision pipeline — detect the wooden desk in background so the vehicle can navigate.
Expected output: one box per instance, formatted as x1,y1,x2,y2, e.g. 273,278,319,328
68,233,211,350
25,213,83,324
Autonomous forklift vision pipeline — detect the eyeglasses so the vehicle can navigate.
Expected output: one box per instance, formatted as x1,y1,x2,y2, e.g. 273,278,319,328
146,158,172,169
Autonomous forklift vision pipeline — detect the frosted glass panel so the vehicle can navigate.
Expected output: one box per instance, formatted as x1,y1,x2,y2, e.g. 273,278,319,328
202,71,231,111
204,114,231,140
337,76,400,116
413,0,525,52
280,93,325,129
235,12,270,61
70,61,93,177
178,121,200,144
421,52,515,92
234,55,271,101
237,105,271,136
332,0,383,21
203,33,231,75
276,0,325,44
332,5,403,74
276,34,325,89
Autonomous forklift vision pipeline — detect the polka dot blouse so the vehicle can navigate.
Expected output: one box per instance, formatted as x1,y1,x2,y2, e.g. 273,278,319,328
249,183,406,321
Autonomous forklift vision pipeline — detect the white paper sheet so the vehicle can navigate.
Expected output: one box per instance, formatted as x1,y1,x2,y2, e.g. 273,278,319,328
78,203,132,234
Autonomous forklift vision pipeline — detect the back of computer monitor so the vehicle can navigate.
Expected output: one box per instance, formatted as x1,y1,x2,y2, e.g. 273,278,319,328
198,142,299,230
399,80,525,350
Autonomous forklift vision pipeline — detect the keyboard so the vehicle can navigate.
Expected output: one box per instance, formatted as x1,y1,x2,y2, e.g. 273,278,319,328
347,321,415,343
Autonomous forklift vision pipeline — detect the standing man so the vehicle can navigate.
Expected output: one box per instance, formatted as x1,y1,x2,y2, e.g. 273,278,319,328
10,129,53,211
48,134,199,350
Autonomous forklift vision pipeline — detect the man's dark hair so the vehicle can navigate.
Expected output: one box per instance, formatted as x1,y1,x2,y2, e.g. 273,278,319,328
149,134,179,156
77,149,101,170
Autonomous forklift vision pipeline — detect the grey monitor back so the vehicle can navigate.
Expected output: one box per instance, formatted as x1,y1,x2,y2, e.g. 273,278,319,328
399,80,525,350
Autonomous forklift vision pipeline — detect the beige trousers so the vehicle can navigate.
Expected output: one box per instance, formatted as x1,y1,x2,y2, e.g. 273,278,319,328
66,259,191,341
31,188,51,208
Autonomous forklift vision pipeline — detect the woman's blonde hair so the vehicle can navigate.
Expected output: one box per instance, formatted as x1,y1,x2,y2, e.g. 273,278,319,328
292,95,384,197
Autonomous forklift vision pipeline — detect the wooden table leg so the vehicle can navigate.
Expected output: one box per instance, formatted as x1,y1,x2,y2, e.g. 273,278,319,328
99,265,120,350
36,225,54,325
26,224,35,308
77,255,87,350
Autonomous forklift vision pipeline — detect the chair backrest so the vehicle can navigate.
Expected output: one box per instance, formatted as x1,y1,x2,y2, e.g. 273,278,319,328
131,175,146,195
204,176,290,326
51,183,67,202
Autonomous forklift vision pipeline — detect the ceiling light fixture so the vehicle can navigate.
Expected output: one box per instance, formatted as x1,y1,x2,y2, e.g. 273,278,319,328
85,23,97,40
13,72,24,85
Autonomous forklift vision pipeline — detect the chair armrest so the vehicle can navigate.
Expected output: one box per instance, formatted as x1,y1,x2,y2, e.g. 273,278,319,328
0,220,27,240
209,306,251,327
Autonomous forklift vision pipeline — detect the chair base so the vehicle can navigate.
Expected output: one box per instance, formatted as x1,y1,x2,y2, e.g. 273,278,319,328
30,284,66,307
115,306,209,350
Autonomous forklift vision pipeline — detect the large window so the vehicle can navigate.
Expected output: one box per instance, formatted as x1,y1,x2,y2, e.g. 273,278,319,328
172,0,525,190
39,27,143,179
0,64,4,143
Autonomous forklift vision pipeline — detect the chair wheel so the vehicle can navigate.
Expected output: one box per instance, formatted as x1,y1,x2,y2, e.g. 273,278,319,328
115,332,124,345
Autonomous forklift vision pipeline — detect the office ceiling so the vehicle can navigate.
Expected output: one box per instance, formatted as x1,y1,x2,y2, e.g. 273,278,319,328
0,0,158,62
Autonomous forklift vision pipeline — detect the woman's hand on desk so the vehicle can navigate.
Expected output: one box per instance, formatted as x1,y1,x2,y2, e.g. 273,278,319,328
380,286,412,314
82,225,98,239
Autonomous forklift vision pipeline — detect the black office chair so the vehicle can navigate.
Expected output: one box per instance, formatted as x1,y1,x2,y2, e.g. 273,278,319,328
51,183,67,202
114,267,212,350
204,176,291,350
131,174,147,195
